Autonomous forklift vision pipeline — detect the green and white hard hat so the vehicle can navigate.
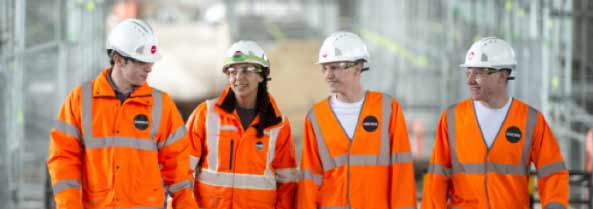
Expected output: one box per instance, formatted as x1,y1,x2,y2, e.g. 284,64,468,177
223,40,270,72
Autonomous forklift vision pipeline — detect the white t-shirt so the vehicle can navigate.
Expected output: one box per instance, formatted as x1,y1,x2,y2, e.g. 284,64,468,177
474,97,513,148
329,94,365,139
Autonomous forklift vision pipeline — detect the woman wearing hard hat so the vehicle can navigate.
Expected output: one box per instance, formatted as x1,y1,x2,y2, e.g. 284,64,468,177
186,40,298,209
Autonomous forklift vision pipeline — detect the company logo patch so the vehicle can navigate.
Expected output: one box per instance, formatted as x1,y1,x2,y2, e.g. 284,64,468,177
255,141,264,150
505,126,522,143
134,114,149,130
468,51,475,61
362,115,379,132
151,45,157,54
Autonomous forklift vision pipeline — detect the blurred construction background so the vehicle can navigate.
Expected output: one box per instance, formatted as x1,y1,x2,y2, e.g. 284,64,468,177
1,0,592,208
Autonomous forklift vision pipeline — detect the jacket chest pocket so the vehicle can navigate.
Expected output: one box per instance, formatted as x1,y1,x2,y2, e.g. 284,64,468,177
236,135,271,174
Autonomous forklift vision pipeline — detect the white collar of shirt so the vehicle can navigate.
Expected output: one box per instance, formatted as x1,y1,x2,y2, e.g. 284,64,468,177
474,97,513,148
329,93,366,139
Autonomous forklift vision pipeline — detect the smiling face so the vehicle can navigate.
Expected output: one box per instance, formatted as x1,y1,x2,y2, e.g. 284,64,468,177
225,63,264,99
465,67,508,102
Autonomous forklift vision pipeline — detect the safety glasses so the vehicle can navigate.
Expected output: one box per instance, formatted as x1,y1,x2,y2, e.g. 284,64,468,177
224,66,263,76
321,62,357,73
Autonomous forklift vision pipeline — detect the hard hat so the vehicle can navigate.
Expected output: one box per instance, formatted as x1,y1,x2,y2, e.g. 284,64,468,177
223,40,270,71
106,19,161,63
318,31,370,71
460,37,517,70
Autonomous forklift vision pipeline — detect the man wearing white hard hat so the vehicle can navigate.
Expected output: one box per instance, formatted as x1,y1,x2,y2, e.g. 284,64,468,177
47,19,197,209
421,37,568,209
297,31,417,209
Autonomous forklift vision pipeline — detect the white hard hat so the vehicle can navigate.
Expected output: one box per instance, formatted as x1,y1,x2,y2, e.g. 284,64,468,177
460,37,517,70
106,19,161,63
318,31,370,71
223,40,270,71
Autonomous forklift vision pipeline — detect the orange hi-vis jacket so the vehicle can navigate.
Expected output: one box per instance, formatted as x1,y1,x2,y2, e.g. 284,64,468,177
187,86,298,209
421,98,569,209
48,68,196,209
297,91,417,209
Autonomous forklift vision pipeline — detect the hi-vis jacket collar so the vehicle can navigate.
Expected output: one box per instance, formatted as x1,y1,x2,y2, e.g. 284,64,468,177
92,67,154,104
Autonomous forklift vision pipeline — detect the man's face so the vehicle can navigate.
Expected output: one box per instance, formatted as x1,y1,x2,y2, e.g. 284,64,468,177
117,56,153,86
321,61,361,95
466,67,507,102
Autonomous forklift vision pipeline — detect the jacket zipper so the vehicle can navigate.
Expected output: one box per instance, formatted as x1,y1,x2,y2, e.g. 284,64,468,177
229,139,234,170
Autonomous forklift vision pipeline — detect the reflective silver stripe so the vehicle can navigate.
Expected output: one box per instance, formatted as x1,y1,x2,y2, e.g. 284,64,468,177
379,94,392,165
55,120,81,140
84,136,157,151
428,163,451,177
486,162,528,175
543,202,566,209
220,125,238,131
537,161,567,178
308,110,336,171
52,179,81,193
205,99,220,170
451,162,527,175
82,81,93,144
276,168,299,183
446,105,461,173
349,155,384,166
151,89,162,140
333,154,348,168
391,152,413,163
348,152,412,166
301,169,322,186
190,155,200,170
198,169,276,190
157,126,187,149
167,179,192,193
520,106,538,165
265,126,282,177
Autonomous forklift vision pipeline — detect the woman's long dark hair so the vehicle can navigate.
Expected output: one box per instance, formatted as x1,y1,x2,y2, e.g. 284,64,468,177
254,67,280,138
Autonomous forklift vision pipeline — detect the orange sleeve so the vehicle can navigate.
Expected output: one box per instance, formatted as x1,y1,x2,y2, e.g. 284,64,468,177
420,110,452,209
388,99,417,208
530,113,568,208
272,117,298,209
47,85,84,209
157,93,197,209
186,102,207,174
296,112,324,209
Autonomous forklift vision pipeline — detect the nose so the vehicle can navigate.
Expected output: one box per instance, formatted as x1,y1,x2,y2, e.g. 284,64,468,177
144,63,154,73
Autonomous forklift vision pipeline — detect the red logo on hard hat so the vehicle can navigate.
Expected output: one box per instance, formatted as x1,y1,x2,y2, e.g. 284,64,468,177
322,53,328,58
468,51,475,61
151,45,157,54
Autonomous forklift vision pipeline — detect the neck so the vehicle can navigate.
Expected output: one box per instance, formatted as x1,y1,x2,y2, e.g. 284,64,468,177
479,93,509,109
335,84,364,103
236,94,257,109
111,67,133,94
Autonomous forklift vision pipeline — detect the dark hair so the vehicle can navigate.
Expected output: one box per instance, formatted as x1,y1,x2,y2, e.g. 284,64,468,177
107,49,139,66
254,67,276,138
